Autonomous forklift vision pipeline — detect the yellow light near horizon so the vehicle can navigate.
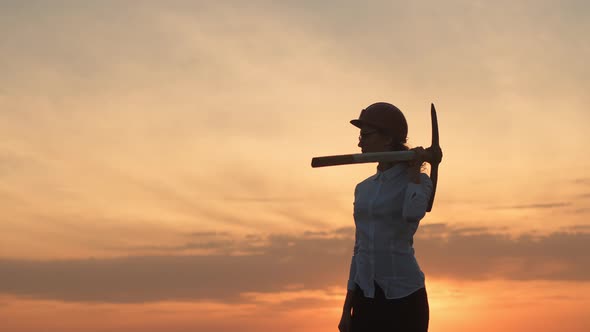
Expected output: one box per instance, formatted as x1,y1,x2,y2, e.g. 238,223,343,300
1,280,589,332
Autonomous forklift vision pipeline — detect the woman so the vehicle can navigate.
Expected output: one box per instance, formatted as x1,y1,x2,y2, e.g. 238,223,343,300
338,102,432,332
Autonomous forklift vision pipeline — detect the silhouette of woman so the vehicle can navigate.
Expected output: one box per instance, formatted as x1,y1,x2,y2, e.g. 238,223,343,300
338,102,431,332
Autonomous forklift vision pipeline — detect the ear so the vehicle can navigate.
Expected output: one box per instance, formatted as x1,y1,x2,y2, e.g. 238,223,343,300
386,137,394,146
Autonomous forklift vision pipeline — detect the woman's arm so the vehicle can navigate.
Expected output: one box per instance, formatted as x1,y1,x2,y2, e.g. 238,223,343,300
402,147,433,222
407,146,428,183
403,173,433,222
338,288,354,332
342,288,354,314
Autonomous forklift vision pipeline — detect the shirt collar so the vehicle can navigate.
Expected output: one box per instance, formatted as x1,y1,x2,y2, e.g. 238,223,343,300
373,162,407,182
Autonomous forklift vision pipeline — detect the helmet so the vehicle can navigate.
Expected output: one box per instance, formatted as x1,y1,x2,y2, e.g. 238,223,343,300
350,102,408,142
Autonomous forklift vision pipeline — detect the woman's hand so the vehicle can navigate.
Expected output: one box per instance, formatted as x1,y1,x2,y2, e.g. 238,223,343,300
338,309,352,332
408,146,428,183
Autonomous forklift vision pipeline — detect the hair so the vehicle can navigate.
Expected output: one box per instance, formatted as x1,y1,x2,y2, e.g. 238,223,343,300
380,130,427,172
377,128,409,152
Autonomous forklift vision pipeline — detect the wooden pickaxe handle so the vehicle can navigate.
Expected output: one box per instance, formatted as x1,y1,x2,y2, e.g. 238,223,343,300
311,150,416,167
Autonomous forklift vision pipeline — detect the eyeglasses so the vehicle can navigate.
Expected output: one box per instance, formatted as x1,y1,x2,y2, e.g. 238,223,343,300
358,130,379,141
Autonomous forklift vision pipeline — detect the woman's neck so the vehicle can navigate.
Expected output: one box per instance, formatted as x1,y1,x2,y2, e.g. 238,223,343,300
377,161,398,172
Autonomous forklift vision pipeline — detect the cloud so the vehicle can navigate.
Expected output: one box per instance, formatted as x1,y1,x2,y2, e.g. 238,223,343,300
561,224,590,232
0,151,48,178
188,231,231,237
415,226,590,282
568,208,590,215
0,237,350,304
488,202,571,210
573,178,590,185
1,224,589,304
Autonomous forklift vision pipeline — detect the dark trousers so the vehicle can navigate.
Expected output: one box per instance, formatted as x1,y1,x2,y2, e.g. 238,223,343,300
351,282,429,332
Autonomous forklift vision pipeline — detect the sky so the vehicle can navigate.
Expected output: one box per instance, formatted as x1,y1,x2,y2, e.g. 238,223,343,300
1,1,589,331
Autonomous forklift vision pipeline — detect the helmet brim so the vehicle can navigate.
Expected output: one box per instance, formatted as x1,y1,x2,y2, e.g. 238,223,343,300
350,119,383,130
350,119,363,128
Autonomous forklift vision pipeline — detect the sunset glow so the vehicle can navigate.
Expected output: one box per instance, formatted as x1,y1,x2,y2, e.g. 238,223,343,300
1,1,589,331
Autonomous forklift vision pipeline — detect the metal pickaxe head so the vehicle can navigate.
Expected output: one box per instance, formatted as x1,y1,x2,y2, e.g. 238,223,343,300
425,103,443,212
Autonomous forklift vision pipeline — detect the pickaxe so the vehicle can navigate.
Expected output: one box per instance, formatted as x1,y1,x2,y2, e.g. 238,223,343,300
311,103,443,212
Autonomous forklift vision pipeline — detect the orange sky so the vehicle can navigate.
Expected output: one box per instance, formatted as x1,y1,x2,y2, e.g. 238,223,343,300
1,1,589,331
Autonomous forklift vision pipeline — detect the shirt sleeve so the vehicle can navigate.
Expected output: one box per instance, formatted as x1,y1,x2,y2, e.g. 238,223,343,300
402,172,433,223
347,228,360,291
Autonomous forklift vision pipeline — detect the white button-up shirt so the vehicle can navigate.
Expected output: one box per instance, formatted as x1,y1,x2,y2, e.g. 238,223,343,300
348,162,433,299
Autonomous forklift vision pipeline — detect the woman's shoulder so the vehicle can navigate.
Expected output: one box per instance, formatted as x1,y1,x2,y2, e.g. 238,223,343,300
357,174,378,186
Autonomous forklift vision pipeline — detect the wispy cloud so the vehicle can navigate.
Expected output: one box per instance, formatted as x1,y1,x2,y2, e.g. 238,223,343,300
573,178,590,185
567,208,590,215
488,202,571,210
564,224,590,231
188,231,231,237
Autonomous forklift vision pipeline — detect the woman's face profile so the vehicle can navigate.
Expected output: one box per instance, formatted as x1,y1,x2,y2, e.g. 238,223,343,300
357,125,392,153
